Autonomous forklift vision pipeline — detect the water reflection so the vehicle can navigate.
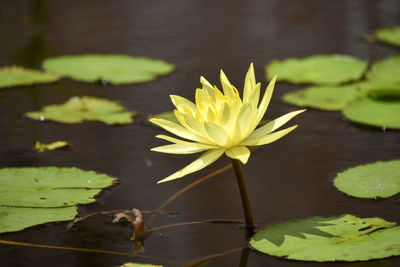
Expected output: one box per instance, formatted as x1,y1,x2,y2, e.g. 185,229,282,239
13,0,56,68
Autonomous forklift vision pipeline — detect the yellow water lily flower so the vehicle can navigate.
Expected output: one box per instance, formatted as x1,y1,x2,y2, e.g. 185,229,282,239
151,64,305,183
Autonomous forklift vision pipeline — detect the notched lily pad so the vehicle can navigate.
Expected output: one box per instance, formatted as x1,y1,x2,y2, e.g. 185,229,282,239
342,89,400,129
366,56,400,84
42,54,175,85
25,96,136,124
266,55,368,85
0,66,59,89
334,160,400,199
0,167,117,233
35,141,70,152
282,82,400,111
0,206,77,233
250,214,400,261
374,26,400,47
0,167,116,207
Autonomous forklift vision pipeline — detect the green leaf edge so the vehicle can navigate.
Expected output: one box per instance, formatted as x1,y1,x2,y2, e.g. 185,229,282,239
333,159,400,198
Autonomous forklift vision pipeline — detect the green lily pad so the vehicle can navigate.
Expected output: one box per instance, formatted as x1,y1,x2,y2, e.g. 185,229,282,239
42,54,175,85
0,167,116,233
35,141,70,152
366,56,400,84
250,214,400,261
0,66,59,89
342,89,400,129
282,82,400,111
0,167,116,207
266,55,368,85
117,263,162,267
0,206,77,233
25,96,136,124
374,26,400,47
334,160,400,199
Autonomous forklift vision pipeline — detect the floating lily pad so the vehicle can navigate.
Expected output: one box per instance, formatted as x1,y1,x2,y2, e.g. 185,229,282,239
35,141,70,152
266,55,368,85
0,66,59,89
374,26,400,47
366,56,400,84
25,96,136,124
250,214,400,261
282,82,400,111
0,167,116,233
342,89,400,129
117,263,162,267
42,54,175,85
334,160,400,199
0,206,77,233
0,167,116,207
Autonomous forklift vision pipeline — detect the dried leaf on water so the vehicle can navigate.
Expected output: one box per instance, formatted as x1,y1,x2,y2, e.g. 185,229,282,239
25,96,136,124
34,141,70,152
42,54,175,85
250,214,400,261
334,160,400,198
112,209,145,252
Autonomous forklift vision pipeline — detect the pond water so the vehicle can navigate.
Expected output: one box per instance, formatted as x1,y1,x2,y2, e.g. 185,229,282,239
0,0,399,266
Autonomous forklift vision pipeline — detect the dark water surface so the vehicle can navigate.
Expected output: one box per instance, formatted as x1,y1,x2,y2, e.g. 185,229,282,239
1,0,400,266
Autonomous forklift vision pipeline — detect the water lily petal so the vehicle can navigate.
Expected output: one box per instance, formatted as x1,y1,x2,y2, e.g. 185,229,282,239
155,134,216,149
247,82,261,110
220,70,242,104
230,103,251,144
214,86,227,108
243,63,256,103
200,76,216,100
170,95,196,114
241,125,298,146
204,122,230,146
218,102,231,126
149,118,199,142
195,89,213,118
157,148,225,183
173,110,189,128
225,146,251,164
248,109,306,139
151,143,208,154
237,102,256,137
230,86,243,108
206,108,218,124
182,113,210,140
254,75,276,127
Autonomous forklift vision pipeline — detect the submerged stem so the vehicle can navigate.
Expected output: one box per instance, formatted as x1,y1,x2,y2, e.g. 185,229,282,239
231,159,254,231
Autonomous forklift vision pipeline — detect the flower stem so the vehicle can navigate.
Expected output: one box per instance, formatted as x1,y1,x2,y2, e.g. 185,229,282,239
231,159,254,231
